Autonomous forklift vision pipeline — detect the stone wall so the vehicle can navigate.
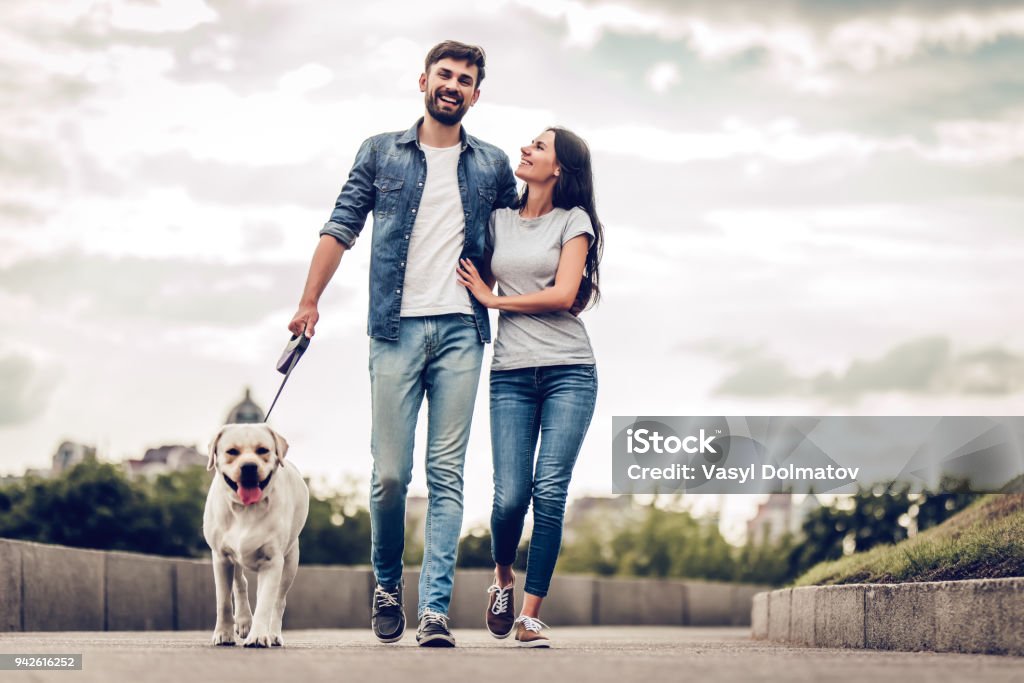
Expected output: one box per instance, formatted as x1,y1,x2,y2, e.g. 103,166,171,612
0,538,768,631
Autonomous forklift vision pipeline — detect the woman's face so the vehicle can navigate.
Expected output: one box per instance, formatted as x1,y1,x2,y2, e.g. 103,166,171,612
515,130,559,183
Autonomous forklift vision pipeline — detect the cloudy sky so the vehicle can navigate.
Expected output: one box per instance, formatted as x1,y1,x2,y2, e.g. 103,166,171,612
2,0,1023,542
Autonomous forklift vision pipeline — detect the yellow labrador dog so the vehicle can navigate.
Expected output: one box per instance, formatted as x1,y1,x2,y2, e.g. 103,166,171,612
203,423,309,647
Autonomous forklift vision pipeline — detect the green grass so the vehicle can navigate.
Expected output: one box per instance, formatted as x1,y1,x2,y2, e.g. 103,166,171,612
794,493,1024,586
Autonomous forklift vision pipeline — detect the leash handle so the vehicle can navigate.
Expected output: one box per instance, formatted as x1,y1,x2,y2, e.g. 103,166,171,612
265,333,311,422
276,333,311,374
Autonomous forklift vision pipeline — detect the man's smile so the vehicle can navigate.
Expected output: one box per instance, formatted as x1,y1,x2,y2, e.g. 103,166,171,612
437,92,462,106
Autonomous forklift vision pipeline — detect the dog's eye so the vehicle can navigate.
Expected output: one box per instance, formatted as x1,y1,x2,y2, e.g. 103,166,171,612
226,448,241,456
256,447,270,456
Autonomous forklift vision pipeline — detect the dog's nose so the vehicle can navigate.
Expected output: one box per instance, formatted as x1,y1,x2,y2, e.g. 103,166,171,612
239,463,259,484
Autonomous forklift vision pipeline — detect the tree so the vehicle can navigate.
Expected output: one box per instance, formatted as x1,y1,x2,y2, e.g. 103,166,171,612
457,527,529,570
0,461,376,564
456,527,493,568
0,460,156,552
144,466,213,557
560,502,736,581
297,490,371,565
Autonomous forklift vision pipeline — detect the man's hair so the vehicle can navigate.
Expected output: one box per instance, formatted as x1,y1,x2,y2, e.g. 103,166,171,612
424,40,487,87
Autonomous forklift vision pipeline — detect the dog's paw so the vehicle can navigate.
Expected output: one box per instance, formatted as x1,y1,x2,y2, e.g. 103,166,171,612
234,616,252,640
243,624,272,648
211,626,235,646
271,632,283,647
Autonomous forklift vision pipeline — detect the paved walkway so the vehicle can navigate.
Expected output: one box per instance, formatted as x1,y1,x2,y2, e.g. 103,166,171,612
2,628,1022,682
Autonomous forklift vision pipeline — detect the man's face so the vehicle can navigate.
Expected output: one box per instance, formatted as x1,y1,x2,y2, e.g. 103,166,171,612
420,57,480,126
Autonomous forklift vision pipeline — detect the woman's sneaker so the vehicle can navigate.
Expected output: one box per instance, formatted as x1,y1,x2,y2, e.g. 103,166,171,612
485,576,515,638
514,615,550,648
416,610,456,647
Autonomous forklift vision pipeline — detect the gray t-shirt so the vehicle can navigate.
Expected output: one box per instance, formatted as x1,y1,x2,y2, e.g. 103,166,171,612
487,206,596,371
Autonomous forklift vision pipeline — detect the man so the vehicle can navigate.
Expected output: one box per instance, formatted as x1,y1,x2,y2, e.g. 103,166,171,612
288,40,517,647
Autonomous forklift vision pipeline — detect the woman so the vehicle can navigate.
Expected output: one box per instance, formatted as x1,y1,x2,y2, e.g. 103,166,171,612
456,126,603,648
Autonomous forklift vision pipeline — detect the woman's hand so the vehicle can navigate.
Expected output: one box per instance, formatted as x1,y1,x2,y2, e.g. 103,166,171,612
456,258,497,308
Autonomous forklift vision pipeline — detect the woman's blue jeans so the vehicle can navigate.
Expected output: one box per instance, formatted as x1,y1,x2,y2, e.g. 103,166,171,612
489,364,598,597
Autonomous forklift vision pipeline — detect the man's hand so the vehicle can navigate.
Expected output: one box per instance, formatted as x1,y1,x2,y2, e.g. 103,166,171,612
290,235,345,339
289,304,319,338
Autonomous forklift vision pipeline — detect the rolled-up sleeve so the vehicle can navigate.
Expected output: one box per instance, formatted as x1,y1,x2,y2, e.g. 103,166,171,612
320,136,376,249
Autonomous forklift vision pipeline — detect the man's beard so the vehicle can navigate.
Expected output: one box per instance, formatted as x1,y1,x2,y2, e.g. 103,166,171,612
425,89,469,126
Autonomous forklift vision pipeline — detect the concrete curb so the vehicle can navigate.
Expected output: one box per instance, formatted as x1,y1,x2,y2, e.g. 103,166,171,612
752,579,1024,655
0,538,769,631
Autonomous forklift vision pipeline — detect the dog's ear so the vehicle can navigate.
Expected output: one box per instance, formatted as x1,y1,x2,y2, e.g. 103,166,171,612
267,425,289,464
208,425,228,471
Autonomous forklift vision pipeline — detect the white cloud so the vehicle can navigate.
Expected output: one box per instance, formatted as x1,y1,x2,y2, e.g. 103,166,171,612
0,345,63,427
584,117,897,165
702,204,1024,265
826,10,1024,72
108,0,218,33
509,0,661,46
2,0,218,33
278,63,335,95
510,1,1024,90
926,115,1024,164
584,114,1024,167
11,187,322,264
646,60,679,93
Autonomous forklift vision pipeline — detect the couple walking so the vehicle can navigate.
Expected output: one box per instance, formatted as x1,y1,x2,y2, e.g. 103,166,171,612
288,40,604,648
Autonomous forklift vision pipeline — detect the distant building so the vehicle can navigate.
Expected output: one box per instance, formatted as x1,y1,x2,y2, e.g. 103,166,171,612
124,445,207,479
124,388,267,479
52,441,97,475
1,441,98,487
5,388,267,485
225,387,266,424
746,493,821,544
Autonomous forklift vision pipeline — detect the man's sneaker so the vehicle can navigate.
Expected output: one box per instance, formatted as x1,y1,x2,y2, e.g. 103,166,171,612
514,615,550,648
416,610,456,647
371,582,405,643
485,576,515,638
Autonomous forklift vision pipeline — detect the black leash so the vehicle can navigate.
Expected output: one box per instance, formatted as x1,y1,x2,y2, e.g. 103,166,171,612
264,334,311,422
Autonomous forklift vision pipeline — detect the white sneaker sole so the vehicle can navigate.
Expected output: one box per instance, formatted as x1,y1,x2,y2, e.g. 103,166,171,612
416,633,456,647
487,627,514,639
516,639,551,648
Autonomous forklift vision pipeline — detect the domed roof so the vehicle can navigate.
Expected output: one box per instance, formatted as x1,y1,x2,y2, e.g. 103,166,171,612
225,387,265,424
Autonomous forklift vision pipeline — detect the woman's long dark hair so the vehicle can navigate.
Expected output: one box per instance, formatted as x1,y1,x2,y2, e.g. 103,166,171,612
519,127,604,310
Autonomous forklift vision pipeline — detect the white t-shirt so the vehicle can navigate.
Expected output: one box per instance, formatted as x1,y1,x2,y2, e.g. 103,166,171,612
399,143,473,317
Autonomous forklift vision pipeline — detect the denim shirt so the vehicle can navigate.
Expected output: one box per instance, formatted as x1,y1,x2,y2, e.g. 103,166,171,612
320,118,518,342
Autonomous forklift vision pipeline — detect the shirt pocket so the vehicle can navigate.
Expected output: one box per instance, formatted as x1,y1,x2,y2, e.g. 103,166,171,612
476,185,496,225
477,185,496,205
373,176,404,217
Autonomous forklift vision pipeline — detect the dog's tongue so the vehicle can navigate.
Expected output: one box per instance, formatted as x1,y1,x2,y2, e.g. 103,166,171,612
238,486,263,505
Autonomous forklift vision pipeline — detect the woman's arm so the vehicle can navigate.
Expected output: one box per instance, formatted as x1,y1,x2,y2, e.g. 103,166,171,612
457,235,589,314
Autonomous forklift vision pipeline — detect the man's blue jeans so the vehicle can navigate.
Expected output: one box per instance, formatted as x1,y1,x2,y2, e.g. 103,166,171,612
489,364,598,597
369,314,483,617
